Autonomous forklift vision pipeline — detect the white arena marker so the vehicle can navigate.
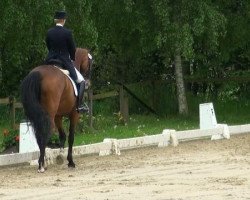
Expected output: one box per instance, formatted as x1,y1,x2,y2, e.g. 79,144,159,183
99,139,113,156
199,103,230,140
170,131,178,147
211,124,230,140
159,129,178,147
199,102,217,130
112,139,121,155
158,129,171,147
19,122,39,153
222,124,230,139
103,138,121,156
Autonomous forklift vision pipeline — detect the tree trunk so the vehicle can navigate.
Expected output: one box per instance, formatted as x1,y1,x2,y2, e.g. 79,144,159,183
174,49,188,115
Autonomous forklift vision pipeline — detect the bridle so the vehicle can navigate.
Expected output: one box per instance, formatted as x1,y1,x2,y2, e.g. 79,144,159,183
81,52,93,90
86,53,93,81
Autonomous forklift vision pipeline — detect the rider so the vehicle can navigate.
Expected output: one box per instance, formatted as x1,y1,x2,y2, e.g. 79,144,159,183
45,11,88,113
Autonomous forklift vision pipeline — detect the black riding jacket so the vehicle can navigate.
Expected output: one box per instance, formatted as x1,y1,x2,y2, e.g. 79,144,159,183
45,25,78,82
46,25,76,62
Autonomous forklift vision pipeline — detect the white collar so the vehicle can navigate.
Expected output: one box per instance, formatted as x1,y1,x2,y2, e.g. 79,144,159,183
56,23,63,27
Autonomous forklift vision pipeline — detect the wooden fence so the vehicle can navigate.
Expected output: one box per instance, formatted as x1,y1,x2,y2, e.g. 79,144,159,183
88,85,131,128
0,86,129,129
2,76,249,129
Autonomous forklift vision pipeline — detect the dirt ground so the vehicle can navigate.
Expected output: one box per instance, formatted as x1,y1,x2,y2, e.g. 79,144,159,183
0,133,250,200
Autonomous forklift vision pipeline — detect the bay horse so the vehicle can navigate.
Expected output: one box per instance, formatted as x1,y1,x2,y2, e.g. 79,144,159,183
21,48,92,172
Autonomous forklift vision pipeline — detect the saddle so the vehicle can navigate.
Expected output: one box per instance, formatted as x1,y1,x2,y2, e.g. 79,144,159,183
46,59,70,76
46,58,65,68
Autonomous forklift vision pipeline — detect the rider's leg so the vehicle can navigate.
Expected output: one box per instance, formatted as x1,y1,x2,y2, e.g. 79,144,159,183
66,62,89,113
66,65,78,82
76,81,89,113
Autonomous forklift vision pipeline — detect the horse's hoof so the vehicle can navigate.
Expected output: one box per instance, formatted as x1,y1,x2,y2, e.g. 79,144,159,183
68,162,76,168
38,167,45,173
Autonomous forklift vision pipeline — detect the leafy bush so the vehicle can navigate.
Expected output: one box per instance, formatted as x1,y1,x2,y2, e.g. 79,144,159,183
47,134,60,148
0,129,19,152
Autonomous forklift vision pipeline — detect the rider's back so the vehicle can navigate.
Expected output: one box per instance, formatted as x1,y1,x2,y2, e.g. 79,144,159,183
46,26,75,60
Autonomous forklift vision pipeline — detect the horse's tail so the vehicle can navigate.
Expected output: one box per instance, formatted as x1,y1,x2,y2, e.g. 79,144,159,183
21,71,51,148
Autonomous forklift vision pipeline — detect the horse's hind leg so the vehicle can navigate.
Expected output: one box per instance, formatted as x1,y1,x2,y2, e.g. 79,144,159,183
55,116,66,149
67,113,79,168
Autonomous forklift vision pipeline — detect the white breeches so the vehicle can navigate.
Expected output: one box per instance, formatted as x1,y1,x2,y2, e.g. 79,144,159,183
75,68,85,83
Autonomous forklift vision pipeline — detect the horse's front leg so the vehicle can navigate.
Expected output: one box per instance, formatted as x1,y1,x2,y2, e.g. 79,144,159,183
67,113,79,168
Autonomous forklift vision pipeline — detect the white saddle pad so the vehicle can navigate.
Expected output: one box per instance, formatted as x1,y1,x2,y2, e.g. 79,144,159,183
53,65,78,96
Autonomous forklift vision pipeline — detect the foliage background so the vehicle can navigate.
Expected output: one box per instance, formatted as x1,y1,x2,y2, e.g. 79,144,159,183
0,0,249,115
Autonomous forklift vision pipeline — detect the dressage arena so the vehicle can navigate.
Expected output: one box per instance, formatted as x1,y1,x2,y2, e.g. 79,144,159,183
0,132,249,200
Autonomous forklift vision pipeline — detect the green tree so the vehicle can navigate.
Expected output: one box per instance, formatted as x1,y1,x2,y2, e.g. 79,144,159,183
90,0,227,115
64,0,98,49
0,0,97,97
218,0,250,70
151,0,226,114
0,0,58,96
0,0,249,117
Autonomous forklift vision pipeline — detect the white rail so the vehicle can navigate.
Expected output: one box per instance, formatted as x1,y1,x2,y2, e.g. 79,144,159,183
0,124,249,167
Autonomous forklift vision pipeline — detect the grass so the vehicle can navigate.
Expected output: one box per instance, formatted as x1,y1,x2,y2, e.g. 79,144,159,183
73,103,250,146
1,95,250,151
51,93,250,147
0,126,6,140
74,114,199,146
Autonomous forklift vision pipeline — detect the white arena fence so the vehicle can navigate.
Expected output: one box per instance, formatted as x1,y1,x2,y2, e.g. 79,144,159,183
0,124,250,167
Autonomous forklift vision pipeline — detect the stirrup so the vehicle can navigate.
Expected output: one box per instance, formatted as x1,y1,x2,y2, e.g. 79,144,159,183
76,103,89,114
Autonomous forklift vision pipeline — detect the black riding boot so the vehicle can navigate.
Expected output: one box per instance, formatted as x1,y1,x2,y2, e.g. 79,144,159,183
76,81,89,113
